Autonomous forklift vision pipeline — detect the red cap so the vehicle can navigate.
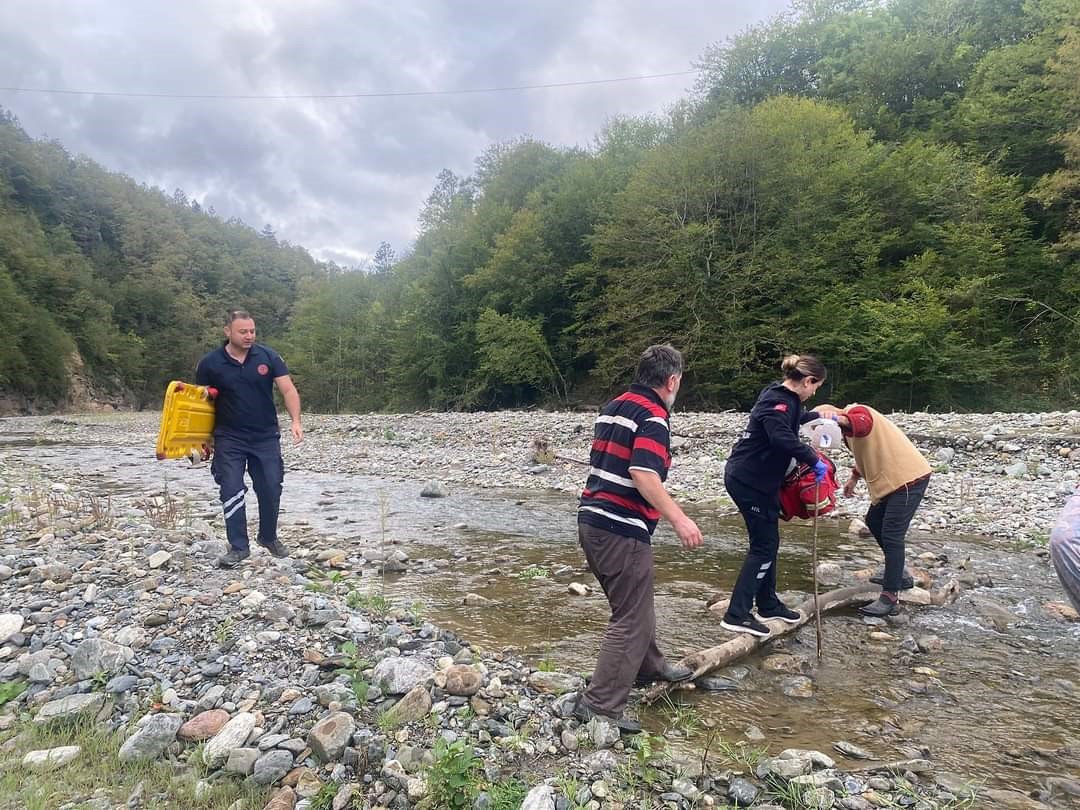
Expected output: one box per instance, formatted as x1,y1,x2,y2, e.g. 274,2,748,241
845,405,874,438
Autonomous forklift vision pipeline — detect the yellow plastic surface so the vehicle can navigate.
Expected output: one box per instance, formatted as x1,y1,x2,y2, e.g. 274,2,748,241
155,381,215,460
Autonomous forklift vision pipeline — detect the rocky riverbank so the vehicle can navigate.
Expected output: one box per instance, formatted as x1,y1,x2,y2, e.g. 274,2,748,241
1,411,1079,809
7,408,1080,541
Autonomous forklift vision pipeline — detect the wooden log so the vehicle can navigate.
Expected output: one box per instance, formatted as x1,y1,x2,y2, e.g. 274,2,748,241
643,579,963,704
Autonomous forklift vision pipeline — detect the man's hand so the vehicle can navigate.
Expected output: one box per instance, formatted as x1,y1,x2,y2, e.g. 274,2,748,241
291,421,304,444
843,476,859,498
672,515,703,550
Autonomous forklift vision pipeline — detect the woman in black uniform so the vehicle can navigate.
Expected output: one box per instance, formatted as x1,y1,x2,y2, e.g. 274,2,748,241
721,354,830,637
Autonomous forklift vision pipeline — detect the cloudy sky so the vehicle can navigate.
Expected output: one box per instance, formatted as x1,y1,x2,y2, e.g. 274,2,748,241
0,1,789,267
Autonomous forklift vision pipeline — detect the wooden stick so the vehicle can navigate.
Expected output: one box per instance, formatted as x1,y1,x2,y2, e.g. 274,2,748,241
812,478,823,661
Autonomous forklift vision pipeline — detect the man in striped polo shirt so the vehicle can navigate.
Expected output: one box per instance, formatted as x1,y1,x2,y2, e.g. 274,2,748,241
575,344,704,733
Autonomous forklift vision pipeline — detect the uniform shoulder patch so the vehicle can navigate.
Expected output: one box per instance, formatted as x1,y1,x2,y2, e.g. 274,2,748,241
773,403,788,412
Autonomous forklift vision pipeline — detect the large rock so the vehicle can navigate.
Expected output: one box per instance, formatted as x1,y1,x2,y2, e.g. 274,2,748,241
588,716,620,749
179,709,230,741
815,563,843,586
22,746,81,771
34,693,105,724
444,665,482,696
899,587,933,606
372,656,433,695
118,713,183,762
253,749,296,785
70,638,134,680
307,711,356,763
381,684,432,727
0,613,24,644
527,671,584,695
520,784,556,810
203,712,257,768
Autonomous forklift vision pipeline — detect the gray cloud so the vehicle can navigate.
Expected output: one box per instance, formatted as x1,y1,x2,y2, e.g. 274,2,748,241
0,0,789,266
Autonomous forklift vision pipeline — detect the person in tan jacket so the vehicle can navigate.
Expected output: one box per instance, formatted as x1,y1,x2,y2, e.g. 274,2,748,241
831,404,931,617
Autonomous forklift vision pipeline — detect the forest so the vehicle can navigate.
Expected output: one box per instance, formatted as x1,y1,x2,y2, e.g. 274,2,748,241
1,0,1078,413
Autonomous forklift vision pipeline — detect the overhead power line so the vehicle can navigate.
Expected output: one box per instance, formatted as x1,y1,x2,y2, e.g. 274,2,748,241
0,70,696,101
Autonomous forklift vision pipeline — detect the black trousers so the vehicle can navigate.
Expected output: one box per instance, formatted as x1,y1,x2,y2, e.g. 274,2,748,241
865,476,929,593
725,472,784,620
211,433,284,552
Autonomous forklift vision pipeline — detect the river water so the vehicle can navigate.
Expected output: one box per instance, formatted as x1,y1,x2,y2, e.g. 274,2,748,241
6,437,1080,796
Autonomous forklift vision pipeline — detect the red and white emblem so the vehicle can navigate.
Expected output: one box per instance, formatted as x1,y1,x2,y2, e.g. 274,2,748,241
257,363,270,375
773,403,788,412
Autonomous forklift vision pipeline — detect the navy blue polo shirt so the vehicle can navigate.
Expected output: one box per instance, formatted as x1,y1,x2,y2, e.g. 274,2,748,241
195,342,288,439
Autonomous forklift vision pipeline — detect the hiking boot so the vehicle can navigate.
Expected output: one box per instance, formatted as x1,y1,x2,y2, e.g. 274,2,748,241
870,572,915,590
757,604,802,624
858,595,901,617
720,614,771,638
217,547,251,568
634,662,695,688
572,696,642,734
260,539,290,558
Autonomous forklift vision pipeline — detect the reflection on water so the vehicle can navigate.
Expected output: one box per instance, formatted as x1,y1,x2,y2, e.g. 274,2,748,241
6,443,1080,793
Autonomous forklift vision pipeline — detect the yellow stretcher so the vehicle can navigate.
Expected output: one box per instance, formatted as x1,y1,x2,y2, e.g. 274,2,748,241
155,381,217,460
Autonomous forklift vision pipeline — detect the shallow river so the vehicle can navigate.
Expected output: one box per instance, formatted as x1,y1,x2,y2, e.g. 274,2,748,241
7,436,1080,795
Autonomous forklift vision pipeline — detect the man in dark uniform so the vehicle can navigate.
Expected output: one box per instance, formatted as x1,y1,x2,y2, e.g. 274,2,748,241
196,309,303,568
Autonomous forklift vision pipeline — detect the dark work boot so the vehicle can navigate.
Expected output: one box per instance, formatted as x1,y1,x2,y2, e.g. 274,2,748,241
260,539,290,558
634,662,695,688
572,695,642,735
217,547,251,568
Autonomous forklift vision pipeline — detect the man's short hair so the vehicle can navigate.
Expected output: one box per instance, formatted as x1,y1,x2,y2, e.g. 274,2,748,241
633,343,684,388
225,309,252,325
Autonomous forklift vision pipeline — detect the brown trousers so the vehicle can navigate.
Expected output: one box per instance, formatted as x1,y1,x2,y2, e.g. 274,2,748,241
579,523,666,716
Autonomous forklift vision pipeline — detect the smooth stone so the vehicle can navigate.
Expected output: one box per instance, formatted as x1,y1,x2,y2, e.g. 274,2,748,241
527,671,584,695
203,712,257,767
22,746,81,771
381,684,432,727
307,711,357,763
34,693,105,724
0,614,24,644
225,747,260,775
118,713,184,763
254,749,297,785
179,709,231,741
70,638,134,679
372,656,434,695
444,664,483,696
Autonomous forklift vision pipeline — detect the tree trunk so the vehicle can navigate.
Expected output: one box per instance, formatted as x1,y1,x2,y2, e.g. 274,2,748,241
643,580,962,705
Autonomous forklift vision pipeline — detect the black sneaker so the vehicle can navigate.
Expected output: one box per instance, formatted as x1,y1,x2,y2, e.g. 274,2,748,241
720,614,771,638
572,696,642,734
870,573,915,590
260,539,290,558
217,548,251,568
858,596,901,617
757,604,802,624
